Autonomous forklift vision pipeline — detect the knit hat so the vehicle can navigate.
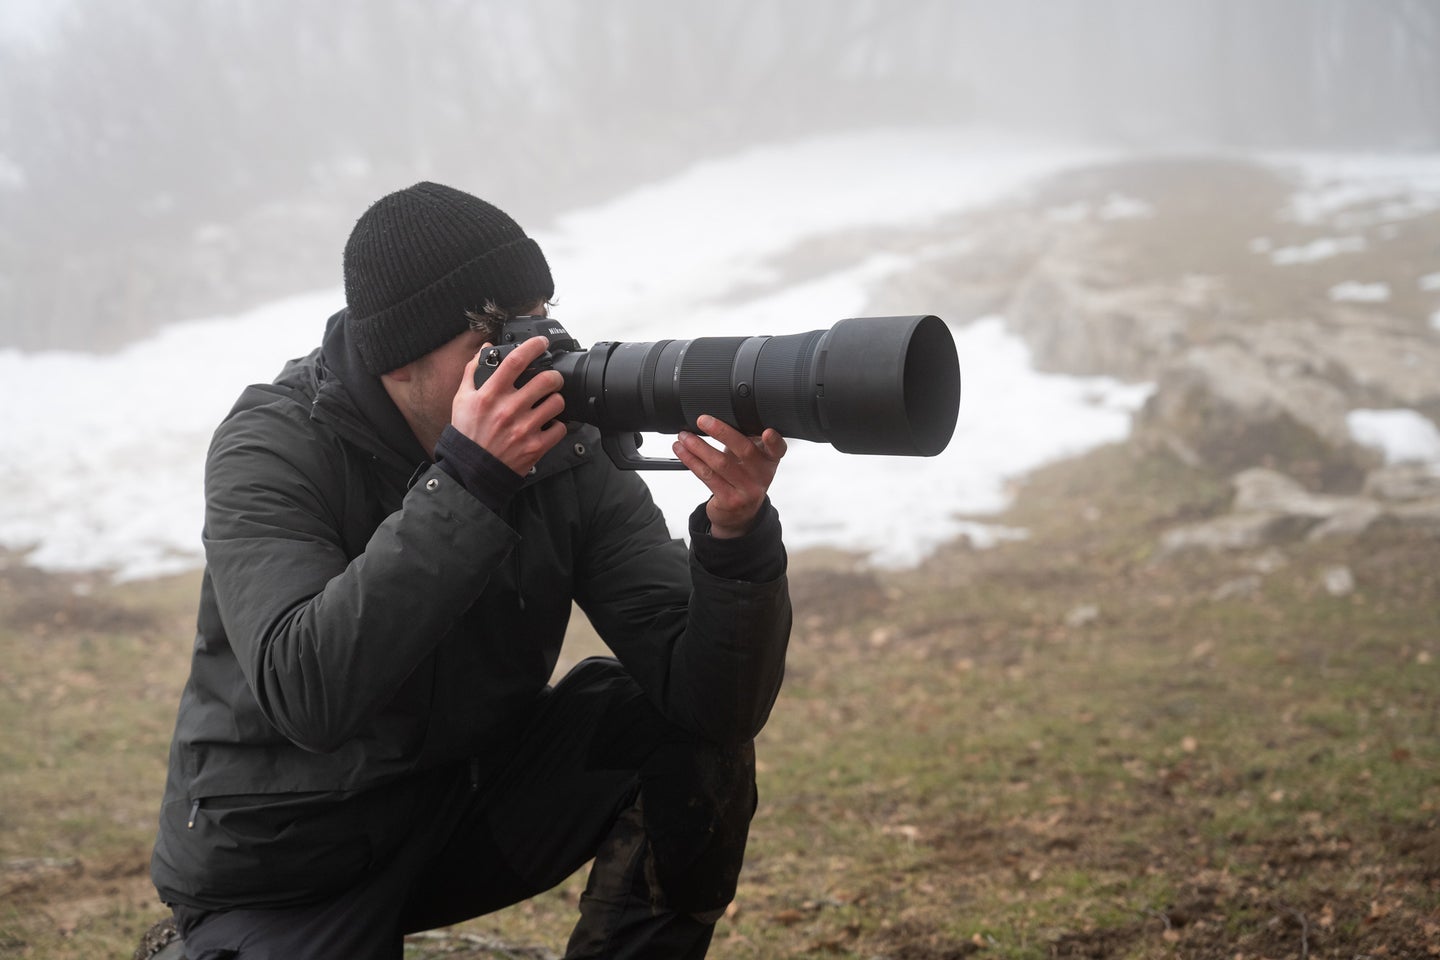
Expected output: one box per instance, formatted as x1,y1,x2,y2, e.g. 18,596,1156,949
343,182,554,375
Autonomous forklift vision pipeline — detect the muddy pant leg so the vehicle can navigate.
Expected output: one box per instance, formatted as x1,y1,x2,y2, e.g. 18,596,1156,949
566,739,757,960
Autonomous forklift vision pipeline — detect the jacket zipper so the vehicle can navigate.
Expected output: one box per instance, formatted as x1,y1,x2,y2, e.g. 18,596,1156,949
187,799,200,829
513,546,526,611
509,498,526,611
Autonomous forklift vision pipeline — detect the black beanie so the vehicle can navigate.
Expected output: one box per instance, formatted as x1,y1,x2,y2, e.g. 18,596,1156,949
343,182,554,375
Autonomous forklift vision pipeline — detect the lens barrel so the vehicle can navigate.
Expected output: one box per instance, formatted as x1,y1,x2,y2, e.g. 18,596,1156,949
554,315,959,460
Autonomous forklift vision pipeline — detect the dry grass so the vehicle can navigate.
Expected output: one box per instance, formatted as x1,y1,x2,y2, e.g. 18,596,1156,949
432,443,1440,959
2,440,1437,959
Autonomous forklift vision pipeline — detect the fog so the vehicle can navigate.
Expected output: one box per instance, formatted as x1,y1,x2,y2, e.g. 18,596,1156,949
3,1,1440,576
1,0,1437,352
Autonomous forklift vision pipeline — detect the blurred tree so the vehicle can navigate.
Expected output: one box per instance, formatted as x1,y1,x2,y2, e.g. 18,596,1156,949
0,0,1436,350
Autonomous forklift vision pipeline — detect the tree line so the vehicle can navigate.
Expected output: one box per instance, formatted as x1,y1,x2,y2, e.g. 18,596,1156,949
1,0,1436,350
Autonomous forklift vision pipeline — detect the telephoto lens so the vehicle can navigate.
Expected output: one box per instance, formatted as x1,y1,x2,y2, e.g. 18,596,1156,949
477,315,961,470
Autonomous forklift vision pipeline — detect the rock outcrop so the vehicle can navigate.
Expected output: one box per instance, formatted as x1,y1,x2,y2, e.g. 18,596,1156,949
880,155,1440,555
1159,466,1440,556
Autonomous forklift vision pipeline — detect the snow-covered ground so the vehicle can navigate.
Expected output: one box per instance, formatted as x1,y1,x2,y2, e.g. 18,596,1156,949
1347,409,1440,465
2,128,1438,581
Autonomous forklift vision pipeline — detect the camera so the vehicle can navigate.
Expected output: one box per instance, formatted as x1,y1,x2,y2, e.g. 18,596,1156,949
475,314,961,470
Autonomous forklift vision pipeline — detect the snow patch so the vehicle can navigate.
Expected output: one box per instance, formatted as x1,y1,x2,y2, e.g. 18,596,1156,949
1043,193,1153,224
1097,193,1154,220
1328,281,1390,303
1347,409,1440,465
1268,236,1366,265
0,128,1132,578
1274,154,1440,228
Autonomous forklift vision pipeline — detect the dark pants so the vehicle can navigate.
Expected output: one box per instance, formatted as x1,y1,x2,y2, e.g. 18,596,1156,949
172,658,757,960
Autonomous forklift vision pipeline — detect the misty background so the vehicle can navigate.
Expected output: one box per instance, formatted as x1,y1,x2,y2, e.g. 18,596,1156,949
2,0,1438,355
5,7,1440,955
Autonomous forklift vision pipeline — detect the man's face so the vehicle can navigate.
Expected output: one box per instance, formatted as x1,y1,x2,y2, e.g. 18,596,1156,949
385,301,548,456
402,327,490,454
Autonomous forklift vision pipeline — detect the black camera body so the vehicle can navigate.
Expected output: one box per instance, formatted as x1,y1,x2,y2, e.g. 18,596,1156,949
476,316,585,378
475,314,960,470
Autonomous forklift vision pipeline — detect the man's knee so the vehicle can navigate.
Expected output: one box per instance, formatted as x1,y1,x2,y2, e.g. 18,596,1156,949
555,659,761,914
640,737,757,915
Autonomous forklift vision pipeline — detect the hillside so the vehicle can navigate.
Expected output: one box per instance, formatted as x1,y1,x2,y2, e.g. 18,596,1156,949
2,155,1437,959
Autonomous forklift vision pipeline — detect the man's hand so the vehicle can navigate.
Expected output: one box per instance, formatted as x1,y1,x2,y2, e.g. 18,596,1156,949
454,337,568,477
673,415,787,539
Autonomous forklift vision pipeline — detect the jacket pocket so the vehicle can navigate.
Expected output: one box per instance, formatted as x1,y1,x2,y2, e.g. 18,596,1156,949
155,789,380,909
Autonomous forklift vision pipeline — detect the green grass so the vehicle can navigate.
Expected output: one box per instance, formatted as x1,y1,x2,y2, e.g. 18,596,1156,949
3,443,1438,959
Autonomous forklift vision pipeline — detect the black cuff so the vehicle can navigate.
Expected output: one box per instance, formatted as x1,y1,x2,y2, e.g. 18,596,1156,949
434,425,525,516
689,497,785,582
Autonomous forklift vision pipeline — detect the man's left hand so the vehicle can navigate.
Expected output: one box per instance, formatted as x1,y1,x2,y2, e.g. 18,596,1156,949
673,415,787,539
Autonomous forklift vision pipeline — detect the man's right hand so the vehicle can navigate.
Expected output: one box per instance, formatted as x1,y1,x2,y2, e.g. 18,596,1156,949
454,337,568,477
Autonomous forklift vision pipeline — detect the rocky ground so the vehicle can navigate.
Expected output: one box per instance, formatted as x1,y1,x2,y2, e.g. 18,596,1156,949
2,154,1437,959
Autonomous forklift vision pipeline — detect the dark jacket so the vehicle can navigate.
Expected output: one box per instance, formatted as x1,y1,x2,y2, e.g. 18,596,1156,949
151,311,791,909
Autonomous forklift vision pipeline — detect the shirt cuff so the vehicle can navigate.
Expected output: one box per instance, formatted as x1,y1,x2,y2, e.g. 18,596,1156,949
689,497,785,582
434,425,525,516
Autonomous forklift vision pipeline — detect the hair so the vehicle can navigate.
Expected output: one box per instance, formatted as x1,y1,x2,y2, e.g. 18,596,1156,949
464,298,556,342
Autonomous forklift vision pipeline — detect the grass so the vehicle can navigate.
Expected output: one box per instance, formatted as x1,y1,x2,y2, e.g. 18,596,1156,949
10,438,1434,959
0,568,195,957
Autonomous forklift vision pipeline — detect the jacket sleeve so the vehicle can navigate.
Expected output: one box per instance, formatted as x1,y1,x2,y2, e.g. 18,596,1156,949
571,459,792,745
202,403,517,753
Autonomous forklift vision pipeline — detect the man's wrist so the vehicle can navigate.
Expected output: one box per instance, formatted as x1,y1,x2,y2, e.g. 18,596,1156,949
434,425,525,515
689,498,784,581
706,512,757,540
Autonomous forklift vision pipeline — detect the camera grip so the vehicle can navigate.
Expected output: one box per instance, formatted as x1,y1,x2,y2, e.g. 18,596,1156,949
473,343,549,390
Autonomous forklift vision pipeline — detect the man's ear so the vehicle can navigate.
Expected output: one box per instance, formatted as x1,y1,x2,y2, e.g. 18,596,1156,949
378,363,416,413
381,362,415,384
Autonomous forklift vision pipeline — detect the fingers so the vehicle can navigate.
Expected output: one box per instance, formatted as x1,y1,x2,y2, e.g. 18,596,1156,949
461,336,553,395
459,342,492,398
453,336,568,476
761,427,788,460
688,416,786,473
466,338,563,409
483,336,552,390
500,336,552,379
691,415,749,456
674,415,786,538
674,420,742,485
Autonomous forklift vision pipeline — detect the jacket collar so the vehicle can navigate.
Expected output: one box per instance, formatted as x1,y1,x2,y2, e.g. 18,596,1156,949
313,309,430,472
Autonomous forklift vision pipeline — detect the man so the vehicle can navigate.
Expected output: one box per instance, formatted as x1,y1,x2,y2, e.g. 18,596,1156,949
150,182,792,959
